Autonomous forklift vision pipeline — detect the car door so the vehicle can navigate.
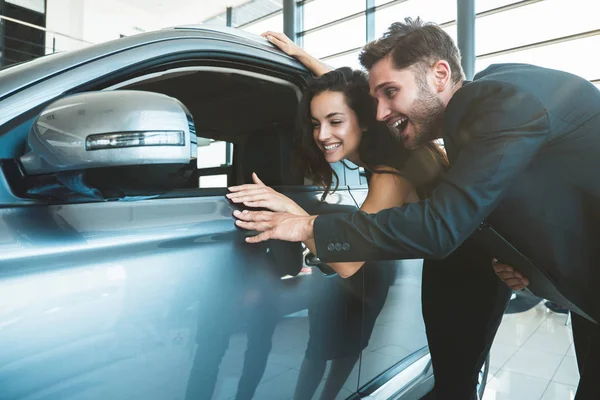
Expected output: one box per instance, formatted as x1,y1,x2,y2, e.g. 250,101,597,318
345,166,435,399
0,28,363,400
270,177,366,400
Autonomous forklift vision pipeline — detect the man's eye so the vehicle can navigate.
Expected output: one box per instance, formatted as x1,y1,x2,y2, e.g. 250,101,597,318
385,88,397,98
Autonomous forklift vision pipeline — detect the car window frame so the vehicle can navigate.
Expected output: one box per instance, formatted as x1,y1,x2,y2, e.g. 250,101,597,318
0,45,311,206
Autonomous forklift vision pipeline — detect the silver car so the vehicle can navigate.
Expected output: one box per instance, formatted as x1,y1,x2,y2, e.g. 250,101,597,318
0,26,489,400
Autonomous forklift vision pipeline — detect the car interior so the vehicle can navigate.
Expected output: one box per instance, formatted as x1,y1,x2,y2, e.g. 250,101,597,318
118,67,305,188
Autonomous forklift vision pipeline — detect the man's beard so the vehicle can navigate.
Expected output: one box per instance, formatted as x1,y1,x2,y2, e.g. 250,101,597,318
405,82,445,149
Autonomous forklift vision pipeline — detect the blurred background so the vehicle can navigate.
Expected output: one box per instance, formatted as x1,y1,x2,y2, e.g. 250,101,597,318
0,0,597,91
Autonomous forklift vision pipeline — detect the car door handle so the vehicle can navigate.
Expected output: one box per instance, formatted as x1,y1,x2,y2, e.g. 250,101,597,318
304,251,322,267
302,246,336,275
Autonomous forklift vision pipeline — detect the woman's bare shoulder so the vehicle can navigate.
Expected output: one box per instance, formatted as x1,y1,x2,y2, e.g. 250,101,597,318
361,167,419,212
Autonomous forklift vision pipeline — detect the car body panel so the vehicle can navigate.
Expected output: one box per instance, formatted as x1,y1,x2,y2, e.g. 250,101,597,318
348,188,432,391
0,189,363,400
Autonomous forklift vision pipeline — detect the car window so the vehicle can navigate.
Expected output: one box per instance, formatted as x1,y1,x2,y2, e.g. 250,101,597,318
342,160,368,188
2,64,304,203
117,66,302,191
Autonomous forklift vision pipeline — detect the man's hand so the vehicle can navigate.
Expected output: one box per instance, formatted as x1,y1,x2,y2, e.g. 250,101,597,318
233,210,317,244
492,259,530,291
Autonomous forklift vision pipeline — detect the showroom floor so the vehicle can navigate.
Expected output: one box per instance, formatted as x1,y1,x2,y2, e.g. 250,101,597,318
483,301,579,400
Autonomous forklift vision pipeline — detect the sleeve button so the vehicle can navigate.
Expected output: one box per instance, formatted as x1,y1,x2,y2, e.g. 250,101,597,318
334,243,343,251
327,243,335,252
342,243,350,251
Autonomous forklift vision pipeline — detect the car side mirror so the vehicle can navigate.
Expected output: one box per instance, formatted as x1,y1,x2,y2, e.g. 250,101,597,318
20,90,198,175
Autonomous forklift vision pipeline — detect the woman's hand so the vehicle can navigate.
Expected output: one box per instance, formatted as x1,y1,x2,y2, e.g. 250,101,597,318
227,173,306,216
261,31,303,58
492,259,530,291
261,31,332,77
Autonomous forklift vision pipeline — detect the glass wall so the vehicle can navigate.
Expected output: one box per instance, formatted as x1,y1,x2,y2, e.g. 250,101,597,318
242,12,284,35
200,0,594,83
202,0,284,35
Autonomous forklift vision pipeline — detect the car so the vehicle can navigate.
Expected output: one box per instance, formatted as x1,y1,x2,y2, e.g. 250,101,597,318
0,25,489,400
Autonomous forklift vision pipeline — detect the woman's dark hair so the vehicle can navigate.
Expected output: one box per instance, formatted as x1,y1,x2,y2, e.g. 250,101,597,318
294,67,447,200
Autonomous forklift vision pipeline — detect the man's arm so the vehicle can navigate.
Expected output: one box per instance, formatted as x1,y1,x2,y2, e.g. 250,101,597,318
313,82,551,263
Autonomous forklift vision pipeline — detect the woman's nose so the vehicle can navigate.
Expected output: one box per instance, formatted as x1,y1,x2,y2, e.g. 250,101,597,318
318,125,331,141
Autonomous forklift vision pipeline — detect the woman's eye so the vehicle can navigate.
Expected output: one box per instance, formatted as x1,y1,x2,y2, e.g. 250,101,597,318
312,123,320,129
385,88,397,98
330,120,342,125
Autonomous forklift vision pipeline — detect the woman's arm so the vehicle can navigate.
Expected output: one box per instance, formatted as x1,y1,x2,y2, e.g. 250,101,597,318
303,168,419,278
261,31,332,77
227,173,306,214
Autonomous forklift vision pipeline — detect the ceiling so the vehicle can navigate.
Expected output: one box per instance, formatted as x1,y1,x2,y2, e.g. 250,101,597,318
118,0,253,25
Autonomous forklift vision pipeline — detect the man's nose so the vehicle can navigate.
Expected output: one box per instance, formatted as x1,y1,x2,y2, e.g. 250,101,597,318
376,102,391,122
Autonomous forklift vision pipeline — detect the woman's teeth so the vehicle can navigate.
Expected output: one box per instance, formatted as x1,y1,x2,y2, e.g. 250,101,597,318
324,143,341,151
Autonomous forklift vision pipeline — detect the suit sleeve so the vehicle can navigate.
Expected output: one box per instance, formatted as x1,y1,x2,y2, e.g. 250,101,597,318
313,81,551,262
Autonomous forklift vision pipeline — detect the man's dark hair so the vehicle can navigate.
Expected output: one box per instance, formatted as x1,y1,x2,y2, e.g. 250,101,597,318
359,17,465,85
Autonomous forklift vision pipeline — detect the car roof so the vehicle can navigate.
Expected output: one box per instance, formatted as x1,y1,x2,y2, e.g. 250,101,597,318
0,25,305,101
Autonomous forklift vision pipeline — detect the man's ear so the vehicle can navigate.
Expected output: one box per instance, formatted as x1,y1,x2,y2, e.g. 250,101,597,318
432,60,452,92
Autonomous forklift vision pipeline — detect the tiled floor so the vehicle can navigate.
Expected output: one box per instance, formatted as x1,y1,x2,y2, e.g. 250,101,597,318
483,301,579,400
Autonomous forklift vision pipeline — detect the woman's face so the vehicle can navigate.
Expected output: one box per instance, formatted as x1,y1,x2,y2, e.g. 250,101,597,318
310,90,363,164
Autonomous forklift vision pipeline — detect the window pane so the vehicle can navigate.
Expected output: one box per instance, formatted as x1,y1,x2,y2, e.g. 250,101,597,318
475,0,522,13
476,34,600,81
303,0,366,31
6,0,45,13
197,140,231,169
303,15,366,59
325,51,362,70
374,0,456,37
376,0,528,13
241,12,284,35
475,0,600,56
199,174,228,188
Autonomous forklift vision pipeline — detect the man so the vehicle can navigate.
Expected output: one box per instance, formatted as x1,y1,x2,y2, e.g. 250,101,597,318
258,29,512,400
235,18,600,398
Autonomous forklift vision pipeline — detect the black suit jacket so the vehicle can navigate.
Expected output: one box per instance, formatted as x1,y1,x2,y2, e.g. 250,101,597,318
314,63,600,319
